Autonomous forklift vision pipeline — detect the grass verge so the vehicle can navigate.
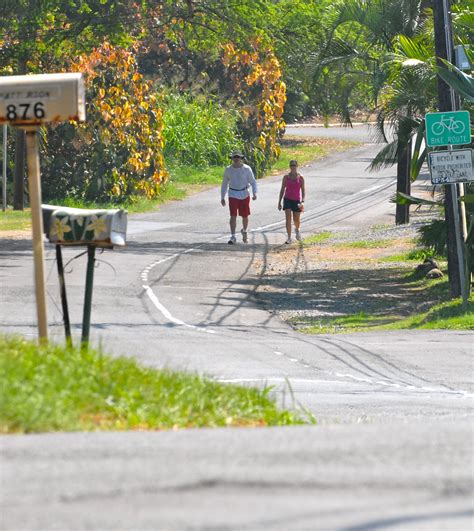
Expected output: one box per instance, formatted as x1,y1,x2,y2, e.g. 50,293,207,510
303,231,333,245
0,208,31,231
0,335,310,434
336,239,396,249
296,296,473,333
268,136,359,174
292,275,473,334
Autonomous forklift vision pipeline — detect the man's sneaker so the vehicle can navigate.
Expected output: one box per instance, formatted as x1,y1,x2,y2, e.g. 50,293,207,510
295,229,302,241
285,237,292,244
241,229,248,243
228,235,237,244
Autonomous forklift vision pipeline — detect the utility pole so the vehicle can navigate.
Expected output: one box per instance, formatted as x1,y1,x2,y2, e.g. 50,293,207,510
395,139,411,225
432,0,464,297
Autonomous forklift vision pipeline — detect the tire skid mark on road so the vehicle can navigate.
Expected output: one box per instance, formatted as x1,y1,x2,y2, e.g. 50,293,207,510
136,180,473,400
253,178,397,234
261,349,474,398
139,178,396,334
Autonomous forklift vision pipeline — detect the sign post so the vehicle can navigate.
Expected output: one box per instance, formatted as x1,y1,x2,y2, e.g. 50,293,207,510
426,109,471,305
0,73,85,342
25,129,48,340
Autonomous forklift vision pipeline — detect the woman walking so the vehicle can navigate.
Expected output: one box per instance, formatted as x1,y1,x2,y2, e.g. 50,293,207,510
278,160,305,244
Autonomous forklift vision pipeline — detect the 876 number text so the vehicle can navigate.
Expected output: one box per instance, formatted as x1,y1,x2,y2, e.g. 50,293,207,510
6,102,45,121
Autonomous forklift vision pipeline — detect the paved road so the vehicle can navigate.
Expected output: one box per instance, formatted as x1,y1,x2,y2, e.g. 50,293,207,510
1,126,473,530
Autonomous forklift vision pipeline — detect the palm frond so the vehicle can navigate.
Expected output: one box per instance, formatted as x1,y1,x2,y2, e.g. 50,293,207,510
391,192,441,206
437,58,474,102
410,120,426,180
394,34,433,62
369,139,399,170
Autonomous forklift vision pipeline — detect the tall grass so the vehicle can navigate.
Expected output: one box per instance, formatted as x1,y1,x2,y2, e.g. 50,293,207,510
162,92,241,167
0,335,309,433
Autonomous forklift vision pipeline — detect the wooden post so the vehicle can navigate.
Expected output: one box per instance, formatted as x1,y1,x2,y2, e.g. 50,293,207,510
2,124,6,211
56,245,72,347
25,129,48,342
81,245,96,350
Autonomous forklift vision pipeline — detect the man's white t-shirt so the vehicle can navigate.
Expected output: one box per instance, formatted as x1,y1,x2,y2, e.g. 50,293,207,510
221,163,257,200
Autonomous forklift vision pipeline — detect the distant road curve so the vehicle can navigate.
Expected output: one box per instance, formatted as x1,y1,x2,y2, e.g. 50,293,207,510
285,122,391,143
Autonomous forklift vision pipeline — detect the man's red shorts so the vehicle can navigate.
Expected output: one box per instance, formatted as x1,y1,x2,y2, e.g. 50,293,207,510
229,196,251,217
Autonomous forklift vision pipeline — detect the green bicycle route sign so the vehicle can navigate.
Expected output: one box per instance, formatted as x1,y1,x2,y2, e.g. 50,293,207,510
425,110,471,147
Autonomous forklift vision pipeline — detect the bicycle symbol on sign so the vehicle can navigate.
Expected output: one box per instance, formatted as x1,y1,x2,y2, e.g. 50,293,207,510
431,115,466,136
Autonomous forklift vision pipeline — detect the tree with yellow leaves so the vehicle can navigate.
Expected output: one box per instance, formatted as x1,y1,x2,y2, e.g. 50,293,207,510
41,42,167,203
221,39,286,177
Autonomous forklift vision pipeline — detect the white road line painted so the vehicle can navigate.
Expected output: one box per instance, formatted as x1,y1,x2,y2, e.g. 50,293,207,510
143,285,215,334
268,350,474,399
216,377,474,397
139,177,393,333
217,378,345,385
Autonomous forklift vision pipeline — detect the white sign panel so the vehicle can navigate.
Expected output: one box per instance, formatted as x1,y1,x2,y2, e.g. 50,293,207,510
0,73,85,125
428,149,473,184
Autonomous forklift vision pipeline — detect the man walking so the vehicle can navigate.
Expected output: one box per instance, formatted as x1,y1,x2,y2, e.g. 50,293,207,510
221,150,257,244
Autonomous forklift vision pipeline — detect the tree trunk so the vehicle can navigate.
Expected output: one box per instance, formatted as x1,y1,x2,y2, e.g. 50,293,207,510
395,141,411,225
13,129,25,210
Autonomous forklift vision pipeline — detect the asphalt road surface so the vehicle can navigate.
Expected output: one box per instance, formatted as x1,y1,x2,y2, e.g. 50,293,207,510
1,126,473,530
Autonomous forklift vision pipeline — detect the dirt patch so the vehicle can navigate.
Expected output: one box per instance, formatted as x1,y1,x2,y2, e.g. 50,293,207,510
255,231,447,326
0,230,30,240
263,238,414,274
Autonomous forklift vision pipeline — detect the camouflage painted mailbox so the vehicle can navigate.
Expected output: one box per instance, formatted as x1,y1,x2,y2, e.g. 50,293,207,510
42,205,127,348
42,205,127,247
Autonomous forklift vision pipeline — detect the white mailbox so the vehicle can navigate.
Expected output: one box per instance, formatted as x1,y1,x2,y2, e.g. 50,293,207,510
0,73,85,126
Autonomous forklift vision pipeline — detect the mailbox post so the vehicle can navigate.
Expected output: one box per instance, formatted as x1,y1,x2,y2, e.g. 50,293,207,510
0,73,86,342
42,205,127,349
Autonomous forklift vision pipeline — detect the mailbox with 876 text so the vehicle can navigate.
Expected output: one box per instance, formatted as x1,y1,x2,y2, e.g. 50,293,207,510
0,73,85,125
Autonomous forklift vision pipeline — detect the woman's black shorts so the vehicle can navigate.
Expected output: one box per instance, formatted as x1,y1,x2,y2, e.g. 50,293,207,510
283,198,302,212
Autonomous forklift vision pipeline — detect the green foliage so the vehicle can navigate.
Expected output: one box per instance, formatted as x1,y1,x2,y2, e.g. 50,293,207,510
382,248,441,262
303,232,333,245
437,58,474,102
418,220,447,256
162,93,241,167
0,335,309,433
297,295,474,333
338,239,396,249
40,43,168,203
0,0,138,74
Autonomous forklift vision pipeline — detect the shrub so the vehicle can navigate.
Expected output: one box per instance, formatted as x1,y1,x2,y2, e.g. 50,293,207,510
162,92,241,167
40,42,168,203
221,38,286,177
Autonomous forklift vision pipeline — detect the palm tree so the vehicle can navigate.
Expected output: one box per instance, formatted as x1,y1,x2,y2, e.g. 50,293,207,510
370,33,438,222
309,0,432,222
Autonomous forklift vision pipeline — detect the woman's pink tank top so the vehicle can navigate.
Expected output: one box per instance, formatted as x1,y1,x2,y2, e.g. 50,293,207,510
284,175,302,201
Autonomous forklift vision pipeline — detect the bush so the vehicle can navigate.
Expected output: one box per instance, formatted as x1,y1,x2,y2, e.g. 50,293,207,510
220,39,286,177
40,43,168,204
162,93,241,167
